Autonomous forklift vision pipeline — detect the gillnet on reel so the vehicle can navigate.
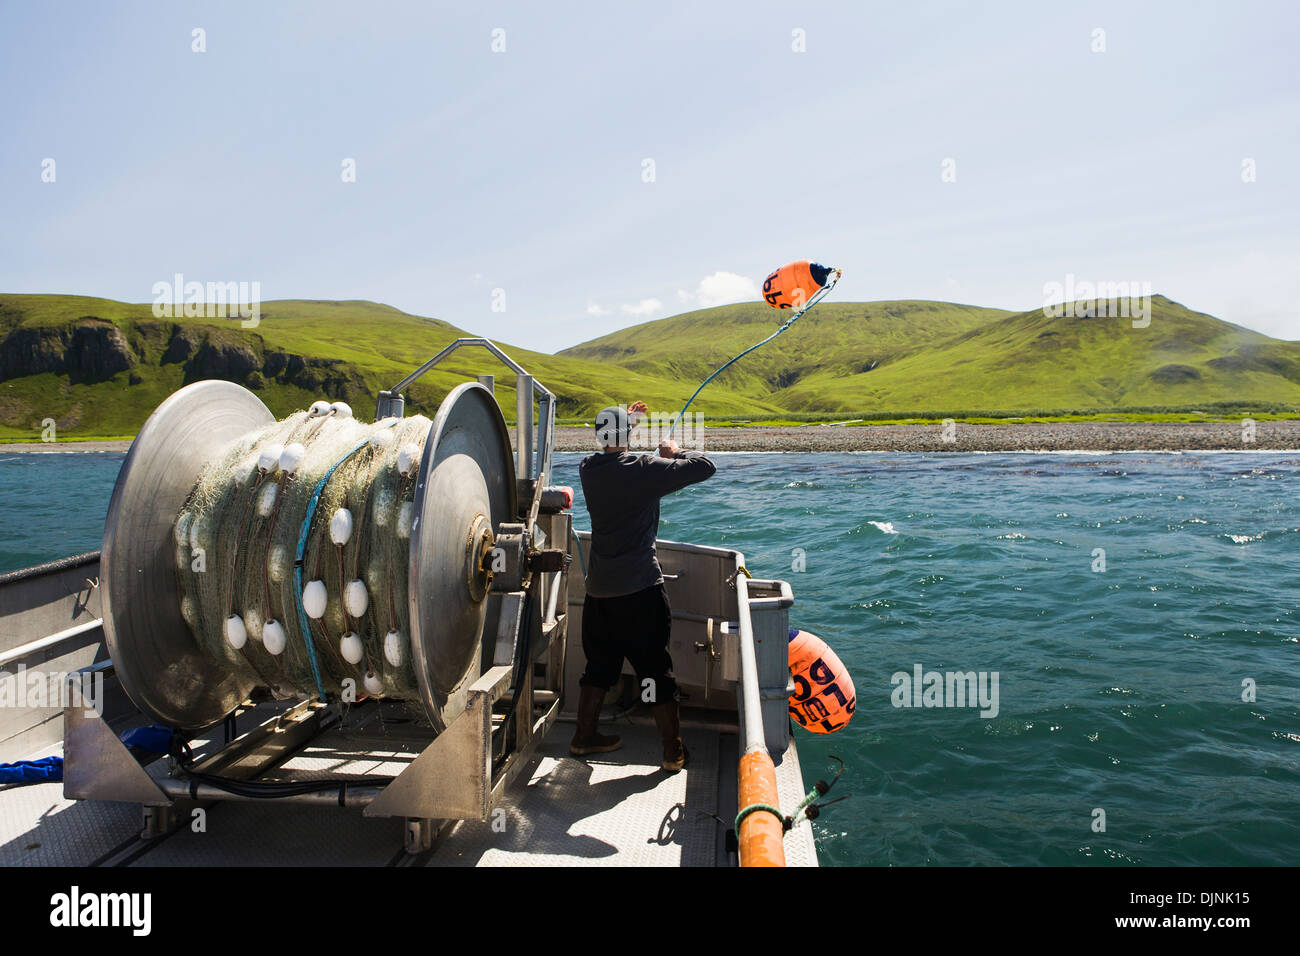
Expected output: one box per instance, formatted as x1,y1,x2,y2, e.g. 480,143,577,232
174,404,428,711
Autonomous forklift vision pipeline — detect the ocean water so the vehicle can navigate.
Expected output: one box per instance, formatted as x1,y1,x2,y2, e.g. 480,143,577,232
0,452,125,571
2,449,1297,866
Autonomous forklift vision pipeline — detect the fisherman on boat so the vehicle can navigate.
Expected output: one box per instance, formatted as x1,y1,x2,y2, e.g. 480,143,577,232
571,401,716,773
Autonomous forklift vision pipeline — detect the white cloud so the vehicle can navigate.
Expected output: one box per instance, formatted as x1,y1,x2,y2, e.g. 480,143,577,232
620,298,663,316
591,272,758,324
676,271,760,308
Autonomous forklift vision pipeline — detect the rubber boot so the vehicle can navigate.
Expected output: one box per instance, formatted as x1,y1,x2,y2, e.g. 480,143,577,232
570,684,622,756
651,700,689,773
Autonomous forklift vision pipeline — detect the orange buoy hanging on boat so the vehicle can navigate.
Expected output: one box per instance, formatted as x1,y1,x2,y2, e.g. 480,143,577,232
788,627,856,734
762,261,836,311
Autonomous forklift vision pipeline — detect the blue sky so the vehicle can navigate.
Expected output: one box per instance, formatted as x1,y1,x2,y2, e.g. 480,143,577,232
2,0,1297,351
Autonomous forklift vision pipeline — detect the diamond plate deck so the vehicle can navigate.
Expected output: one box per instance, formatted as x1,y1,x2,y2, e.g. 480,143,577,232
433,719,720,866
1,711,820,866
0,742,142,867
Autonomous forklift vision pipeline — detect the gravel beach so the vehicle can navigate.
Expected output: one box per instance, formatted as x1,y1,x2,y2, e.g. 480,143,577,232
1,439,133,453
550,420,1300,453
5,421,1298,455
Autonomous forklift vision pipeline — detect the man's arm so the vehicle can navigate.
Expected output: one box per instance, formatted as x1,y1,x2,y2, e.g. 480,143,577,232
641,439,716,497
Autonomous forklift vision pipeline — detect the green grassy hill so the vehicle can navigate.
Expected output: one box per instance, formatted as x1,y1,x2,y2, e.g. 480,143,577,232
563,296,1300,419
562,300,1009,398
2,292,1297,441
0,294,774,440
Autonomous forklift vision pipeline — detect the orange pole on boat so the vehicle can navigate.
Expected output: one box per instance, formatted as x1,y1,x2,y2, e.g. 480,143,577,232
737,748,785,867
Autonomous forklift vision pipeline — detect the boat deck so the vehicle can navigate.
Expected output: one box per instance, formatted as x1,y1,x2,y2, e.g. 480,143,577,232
0,708,818,867
2,537,818,867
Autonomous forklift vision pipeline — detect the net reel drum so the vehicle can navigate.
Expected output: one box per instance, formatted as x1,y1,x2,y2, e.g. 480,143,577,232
102,379,520,732
80,341,567,841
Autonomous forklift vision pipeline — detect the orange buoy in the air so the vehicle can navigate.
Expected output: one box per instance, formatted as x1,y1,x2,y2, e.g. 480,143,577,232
762,261,835,311
788,627,855,733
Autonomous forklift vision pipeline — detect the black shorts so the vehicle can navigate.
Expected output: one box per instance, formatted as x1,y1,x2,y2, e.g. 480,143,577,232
580,583,678,703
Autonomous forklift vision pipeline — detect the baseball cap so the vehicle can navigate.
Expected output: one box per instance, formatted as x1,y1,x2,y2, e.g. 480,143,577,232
594,406,632,448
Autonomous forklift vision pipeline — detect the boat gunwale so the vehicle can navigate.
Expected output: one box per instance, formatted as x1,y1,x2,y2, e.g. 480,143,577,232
0,550,100,588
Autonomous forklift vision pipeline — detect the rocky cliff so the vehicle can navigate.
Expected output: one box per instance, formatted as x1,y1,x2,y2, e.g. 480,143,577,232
0,319,137,383
0,319,367,401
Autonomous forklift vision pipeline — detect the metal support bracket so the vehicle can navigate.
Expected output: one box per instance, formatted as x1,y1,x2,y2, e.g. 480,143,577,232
63,672,170,807
362,664,506,821
364,581,562,824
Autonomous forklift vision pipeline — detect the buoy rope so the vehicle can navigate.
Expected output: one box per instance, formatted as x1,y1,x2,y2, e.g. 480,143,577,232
737,755,849,834
667,269,841,440
787,756,850,830
782,787,822,831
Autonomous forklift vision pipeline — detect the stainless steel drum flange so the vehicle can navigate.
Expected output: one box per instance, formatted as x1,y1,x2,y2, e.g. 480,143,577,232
101,380,274,730
408,382,517,732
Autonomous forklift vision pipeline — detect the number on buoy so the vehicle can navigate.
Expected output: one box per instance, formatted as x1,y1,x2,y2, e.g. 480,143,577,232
788,628,855,733
762,261,835,311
